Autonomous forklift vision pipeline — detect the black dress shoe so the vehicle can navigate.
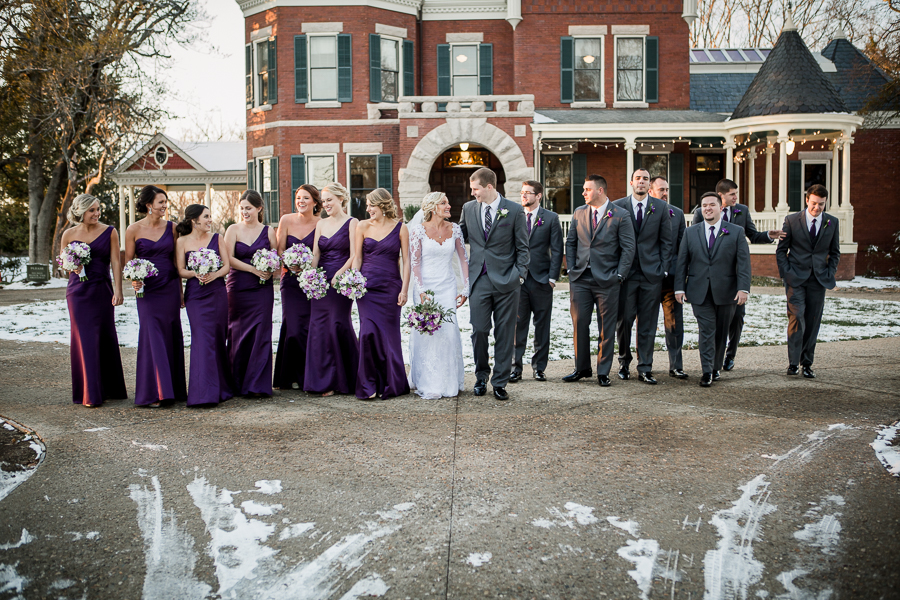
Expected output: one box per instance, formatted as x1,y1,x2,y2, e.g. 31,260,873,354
787,365,800,375
509,372,522,383
562,369,592,382
533,371,546,382
700,373,713,387
713,371,721,381
493,387,509,401
802,366,816,379
618,367,630,380
669,369,689,379
598,375,611,387
473,379,487,396
723,357,735,371
638,372,657,385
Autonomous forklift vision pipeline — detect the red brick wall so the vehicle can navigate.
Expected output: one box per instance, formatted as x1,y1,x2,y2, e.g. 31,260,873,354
850,128,900,276
750,253,856,281
420,20,514,96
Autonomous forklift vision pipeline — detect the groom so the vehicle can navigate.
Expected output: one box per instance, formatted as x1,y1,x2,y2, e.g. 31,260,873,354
460,168,530,400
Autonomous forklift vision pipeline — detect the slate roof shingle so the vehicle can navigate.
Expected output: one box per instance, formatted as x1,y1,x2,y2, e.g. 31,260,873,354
690,73,756,113
821,38,889,111
533,109,730,124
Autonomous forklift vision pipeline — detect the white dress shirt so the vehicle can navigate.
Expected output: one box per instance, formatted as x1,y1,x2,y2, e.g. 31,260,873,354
804,209,821,233
480,194,501,231
630,195,648,220
590,201,609,227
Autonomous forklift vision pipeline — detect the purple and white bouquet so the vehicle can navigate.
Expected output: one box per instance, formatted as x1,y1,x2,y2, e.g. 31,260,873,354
298,267,329,300
251,248,280,284
187,247,222,284
122,258,159,298
404,291,455,336
281,243,314,274
334,268,367,300
57,242,92,281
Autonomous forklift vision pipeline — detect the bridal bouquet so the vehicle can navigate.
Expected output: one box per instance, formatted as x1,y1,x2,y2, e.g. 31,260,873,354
187,247,221,284
123,258,159,298
281,243,313,274
251,248,280,284
57,242,92,281
334,268,367,300
298,267,329,300
404,291,455,335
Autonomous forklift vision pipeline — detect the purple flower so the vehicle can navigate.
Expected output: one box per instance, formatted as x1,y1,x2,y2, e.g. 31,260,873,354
720,227,730,236
647,204,656,215
669,209,675,217
823,219,831,229
603,210,614,220
733,207,742,215
535,217,544,228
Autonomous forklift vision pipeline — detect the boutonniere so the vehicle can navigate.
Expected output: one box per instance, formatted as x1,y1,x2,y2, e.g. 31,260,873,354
497,208,509,220
718,227,730,237
534,217,544,228
603,209,614,220
823,219,831,229
733,207,742,216
646,204,656,216
669,208,675,217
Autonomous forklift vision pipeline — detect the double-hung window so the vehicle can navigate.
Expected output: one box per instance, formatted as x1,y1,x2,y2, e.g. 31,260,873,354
616,37,644,102
246,37,277,108
294,33,352,104
451,45,478,96
574,38,603,102
380,38,400,102
310,36,338,101
258,157,280,223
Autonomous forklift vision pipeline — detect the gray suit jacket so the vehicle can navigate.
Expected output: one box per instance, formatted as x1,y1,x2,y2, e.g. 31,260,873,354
565,203,636,288
460,195,530,293
667,202,686,269
775,210,840,289
675,222,751,305
692,203,772,244
525,207,563,284
613,195,674,283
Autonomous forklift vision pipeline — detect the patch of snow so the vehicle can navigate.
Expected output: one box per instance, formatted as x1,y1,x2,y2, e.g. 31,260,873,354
834,276,900,289
132,441,168,451
253,480,282,495
278,523,315,541
0,562,28,597
86,531,101,540
563,502,598,525
871,423,900,477
2,423,14,431
2,278,69,290
241,500,283,516
766,425,855,469
84,427,110,432
49,579,76,590
0,530,33,550
0,466,39,504
338,573,389,600
531,518,554,529
616,539,661,600
466,552,492,567
607,516,640,537
774,569,833,600
794,515,841,555
376,502,415,521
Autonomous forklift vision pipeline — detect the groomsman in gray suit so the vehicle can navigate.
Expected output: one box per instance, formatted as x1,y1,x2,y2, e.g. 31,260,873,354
775,184,840,378
692,179,785,371
650,176,688,379
675,192,751,387
613,169,674,384
459,167,530,400
511,180,563,383
564,174,636,387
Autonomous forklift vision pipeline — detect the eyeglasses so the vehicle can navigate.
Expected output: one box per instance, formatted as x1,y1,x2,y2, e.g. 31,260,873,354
520,191,536,196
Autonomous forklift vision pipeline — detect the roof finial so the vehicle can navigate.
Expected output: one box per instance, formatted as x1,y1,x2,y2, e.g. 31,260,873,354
784,1,797,31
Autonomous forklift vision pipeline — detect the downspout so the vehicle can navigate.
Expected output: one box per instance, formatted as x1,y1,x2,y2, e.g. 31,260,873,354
417,1,423,95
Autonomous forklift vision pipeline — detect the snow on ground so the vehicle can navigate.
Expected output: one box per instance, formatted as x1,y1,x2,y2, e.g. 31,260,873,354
0,418,45,503
871,422,900,477
834,276,900,289
0,257,68,289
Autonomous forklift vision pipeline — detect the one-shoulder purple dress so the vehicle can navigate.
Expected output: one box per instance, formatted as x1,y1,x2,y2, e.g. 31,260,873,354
134,222,187,406
227,227,274,396
184,234,233,406
273,231,314,390
66,226,127,406
356,222,410,399
304,220,359,394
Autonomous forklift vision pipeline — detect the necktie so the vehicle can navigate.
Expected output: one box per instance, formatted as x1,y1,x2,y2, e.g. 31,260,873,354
484,205,492,240
723,208,729,222
809,218,817,244
527,212,532,234
708,225,716,250
636,203,643,230
591,209,598,230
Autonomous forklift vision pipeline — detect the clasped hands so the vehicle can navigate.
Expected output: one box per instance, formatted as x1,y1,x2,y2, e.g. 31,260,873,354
675,290,748,306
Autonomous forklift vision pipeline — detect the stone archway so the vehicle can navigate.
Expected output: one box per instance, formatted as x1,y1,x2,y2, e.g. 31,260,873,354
398,118,533,207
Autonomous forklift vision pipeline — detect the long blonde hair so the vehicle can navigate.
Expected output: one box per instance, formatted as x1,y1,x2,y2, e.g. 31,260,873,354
421,192,447,222
67,194,100,223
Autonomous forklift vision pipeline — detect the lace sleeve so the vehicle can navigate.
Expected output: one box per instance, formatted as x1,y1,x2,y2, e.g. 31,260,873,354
452,223,470,297
409,224,425,296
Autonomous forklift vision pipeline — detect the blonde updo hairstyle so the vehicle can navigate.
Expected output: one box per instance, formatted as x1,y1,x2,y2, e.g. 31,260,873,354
67,194,100,224
365,188,397,219
421,192,447,222
321,182,350,209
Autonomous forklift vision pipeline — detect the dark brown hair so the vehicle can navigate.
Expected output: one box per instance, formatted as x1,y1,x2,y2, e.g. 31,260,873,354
716,178,738,198
585,174,608,192
700,191,720,202
806,184,828,200
470,167,497,188
241,190,266,223
175,204,208,236
297,184,322,215
523,180,543,196
137,185,167,214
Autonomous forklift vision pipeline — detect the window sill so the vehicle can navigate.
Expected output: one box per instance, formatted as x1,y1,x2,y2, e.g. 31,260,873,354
306,101,342,108
251,104,273,113
612,101,649,108
570,101,606,109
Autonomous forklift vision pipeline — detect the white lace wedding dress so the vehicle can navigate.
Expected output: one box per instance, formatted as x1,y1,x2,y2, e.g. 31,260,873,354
408,223,469,399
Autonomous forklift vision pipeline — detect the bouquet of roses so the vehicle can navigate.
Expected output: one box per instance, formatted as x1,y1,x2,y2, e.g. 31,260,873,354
298,267,329,300
187,247,222,284
251,248,280,284
123,258,159,298
281,243,314,274
334,268,367,300
404,290,455,335
57,242,92,281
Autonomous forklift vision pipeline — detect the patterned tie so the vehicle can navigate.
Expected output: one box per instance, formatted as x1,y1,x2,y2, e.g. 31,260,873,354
527,212,532,234
591,209,598,230
636,203,643,230
708,225,716,250
484,205,492,240
723,208,729,222
809,218,817,244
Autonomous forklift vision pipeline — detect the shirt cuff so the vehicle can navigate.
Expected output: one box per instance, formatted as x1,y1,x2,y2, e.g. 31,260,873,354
549,279,556,284
674,290,685,295
739,290,749,294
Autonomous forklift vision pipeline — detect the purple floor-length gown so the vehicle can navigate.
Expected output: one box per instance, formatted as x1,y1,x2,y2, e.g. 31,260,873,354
273,231,314,390
304,220,359,394
356,222,410,399
134,222,187,405
66,226,127,406
184,234,233,406
227,226,274,396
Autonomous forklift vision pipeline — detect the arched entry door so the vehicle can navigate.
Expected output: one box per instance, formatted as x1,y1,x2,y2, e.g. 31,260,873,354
428,144,506,222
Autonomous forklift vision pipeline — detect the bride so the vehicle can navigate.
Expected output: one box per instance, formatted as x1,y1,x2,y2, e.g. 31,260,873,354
408,192,469,399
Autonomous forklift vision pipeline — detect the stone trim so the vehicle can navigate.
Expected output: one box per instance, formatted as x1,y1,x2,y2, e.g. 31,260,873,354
302,22,344,33
246,119,400,132
568,25,608,36
611,25,650,35
301,143,341,153
253,145,275,158
305,101,342,108
376,23,408,38
446,32,484,43
250,26,273,41
343,142,383,153
571,101,607,109
406,126,419,138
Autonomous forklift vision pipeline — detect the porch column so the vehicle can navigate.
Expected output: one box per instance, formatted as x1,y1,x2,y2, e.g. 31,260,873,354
128,186,136,224
625,140,636,192
205,182,212,208
734,155,740,191
118,186,126,249
830,142,840,210
776,136,789,211
764,144,774,212
841,136,853,209
724,137,735,180
747,148,756,211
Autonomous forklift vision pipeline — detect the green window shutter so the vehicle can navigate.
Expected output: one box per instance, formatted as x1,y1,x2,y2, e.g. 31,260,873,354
338,34,353,103
646,36,659,104
479,43,493,110
561,37,574,104
403,39,415,97
572,153,587,210
437,44,450,111
291,155,305,212
269,157,280,221
294,35,308,103
267,38,278,105
788,160,802,212
369,34,382,102
247,160,255,191
669,152,684,209
377,154,393,193
246,45,253,108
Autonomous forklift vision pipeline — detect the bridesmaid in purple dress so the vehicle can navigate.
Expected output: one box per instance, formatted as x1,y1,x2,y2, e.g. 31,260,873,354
61,194,127,407
124,185,186,407
353,188,411,400
273,184,322,390
176,204,234,406
304,182,359,396
224,190,277,397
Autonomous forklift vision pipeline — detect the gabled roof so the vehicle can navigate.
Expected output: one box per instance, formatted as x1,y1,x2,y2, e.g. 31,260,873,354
820,37,889,111
731,28,848,119
115,133,246,174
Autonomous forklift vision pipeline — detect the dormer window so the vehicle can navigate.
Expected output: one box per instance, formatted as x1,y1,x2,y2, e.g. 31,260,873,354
154,145,169,167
